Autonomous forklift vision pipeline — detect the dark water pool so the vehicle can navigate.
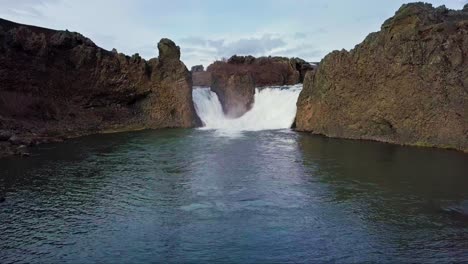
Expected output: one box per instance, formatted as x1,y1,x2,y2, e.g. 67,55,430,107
1,129,467,263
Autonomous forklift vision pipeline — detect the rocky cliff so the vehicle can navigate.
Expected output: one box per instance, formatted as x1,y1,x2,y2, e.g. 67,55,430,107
296,3,468,152
207,55,315,117
0,18,200,157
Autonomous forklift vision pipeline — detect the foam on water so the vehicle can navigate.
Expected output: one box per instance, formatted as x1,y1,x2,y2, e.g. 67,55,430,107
192,84,302,131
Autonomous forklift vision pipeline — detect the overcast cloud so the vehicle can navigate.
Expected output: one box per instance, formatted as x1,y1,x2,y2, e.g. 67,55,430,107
0,0,466,67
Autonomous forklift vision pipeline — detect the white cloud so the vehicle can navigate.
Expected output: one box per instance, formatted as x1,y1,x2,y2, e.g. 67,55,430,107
2,0,467,68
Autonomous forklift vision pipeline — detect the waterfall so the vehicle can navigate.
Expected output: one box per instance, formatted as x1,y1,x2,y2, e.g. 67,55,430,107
192,85,302,131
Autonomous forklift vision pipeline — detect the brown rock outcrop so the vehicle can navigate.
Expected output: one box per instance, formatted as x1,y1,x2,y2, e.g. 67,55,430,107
0,18,200,157
296,3,468,152
211,72,255,118
192,71,212,87
191,65,212,87
208,55,314,87
191,65,204,72
207,55,315,117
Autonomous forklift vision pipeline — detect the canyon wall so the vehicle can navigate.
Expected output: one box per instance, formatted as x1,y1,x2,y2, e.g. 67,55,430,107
0,18,200,157
296,3,468,152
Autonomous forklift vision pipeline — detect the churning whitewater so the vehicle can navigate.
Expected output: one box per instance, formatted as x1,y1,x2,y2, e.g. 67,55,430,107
192,85,302,131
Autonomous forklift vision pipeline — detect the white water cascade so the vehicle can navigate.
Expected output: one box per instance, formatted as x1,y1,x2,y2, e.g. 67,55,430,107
192,85,302,131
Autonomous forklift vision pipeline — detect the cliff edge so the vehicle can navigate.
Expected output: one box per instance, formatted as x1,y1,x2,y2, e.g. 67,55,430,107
0,19,200,157
296,3,468,152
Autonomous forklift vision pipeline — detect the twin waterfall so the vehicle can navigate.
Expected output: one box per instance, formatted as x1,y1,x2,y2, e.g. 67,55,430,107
192,85,302,131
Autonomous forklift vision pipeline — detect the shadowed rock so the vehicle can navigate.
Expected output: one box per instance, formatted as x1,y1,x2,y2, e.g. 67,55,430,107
191,65,212,87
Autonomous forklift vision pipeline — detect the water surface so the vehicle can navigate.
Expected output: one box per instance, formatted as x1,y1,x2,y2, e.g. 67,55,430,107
1,129,467,263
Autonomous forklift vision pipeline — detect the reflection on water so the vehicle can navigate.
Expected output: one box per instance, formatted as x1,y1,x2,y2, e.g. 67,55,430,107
1,129,467,263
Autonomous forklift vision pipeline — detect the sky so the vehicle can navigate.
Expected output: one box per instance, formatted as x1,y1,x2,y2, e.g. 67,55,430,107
0,0,466,68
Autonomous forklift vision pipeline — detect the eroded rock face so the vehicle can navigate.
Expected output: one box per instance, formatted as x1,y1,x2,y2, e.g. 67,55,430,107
209,55,314,87
0,19,200,157
191,65,211,87
207,55,315,117
192,71,212,87
211,72,255,118
296,3,468,152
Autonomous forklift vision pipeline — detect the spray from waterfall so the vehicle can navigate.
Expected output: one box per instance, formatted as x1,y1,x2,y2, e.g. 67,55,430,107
192,85,302,131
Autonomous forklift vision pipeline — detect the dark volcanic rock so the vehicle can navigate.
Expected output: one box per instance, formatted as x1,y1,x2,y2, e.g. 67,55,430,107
211,72,255,118
207,55,315,117
296,3,468,152
191,64,211,87
0,19,200,158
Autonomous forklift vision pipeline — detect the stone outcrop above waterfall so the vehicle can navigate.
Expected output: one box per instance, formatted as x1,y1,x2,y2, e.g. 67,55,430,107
295,3,468,152
208,55,315,87
0,18,200,158
210,72,255,118
206,55,315,117
191,65,212,87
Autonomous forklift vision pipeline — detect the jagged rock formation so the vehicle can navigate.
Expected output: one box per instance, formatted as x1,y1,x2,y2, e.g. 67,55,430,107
207,55,315,117
209,55,314,87
211,72,255,118
296,3,468,152
191,65,204,72
0,18,200,157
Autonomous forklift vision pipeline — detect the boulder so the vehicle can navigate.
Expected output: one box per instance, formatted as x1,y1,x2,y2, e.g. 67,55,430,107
0,130,12,141
295,3,468,152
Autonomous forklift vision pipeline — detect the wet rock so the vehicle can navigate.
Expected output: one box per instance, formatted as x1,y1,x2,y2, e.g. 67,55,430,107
208,55,313,87
8,135,34,146
8,135,21,145
0,142,15,158
296,3,468,152
16,145,30,157
440,201,468,222
211,72,255,118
